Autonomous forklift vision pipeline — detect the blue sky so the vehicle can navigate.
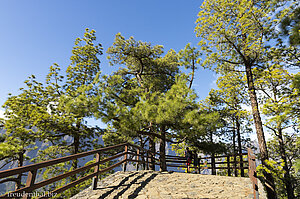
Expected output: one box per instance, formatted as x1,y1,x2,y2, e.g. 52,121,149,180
0,0,216,119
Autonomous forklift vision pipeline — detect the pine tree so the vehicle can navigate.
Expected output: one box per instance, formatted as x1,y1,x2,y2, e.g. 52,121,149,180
255,65,299,198
195,0,279,197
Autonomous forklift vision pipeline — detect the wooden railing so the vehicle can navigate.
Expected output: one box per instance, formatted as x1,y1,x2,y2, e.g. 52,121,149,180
0,143,128,199
165,152,249,176
0,143,258,199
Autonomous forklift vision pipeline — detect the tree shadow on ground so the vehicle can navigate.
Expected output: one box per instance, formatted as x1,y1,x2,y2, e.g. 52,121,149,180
97,172,138,199
98,171,158,199
127,173,158,199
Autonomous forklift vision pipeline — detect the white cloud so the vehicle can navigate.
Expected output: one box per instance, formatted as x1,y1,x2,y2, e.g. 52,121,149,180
0,109,4,119
46,101,59,115
209,73,220,90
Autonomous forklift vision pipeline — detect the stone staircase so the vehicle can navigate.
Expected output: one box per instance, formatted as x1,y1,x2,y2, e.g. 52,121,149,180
71,170,266,199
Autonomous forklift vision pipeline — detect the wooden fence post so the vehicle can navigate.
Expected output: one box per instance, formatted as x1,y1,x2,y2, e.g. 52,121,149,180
136,149,140,171
22,169,37,199
149,149,155,171
211,153,216,175
146,151,149,170
92,152,101,190
234,153,237,177
141,150,145,170
240,153,244,177
227,155,231,176
123,145,128,172
248,148,258,199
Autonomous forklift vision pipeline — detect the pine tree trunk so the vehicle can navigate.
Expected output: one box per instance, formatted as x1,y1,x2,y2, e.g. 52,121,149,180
233,119,237,177
236,116,244,177
149,135,155,170
209,131,216,175
15,151,24,191
70,133,80,196
277,128,295,199
245,64,277,199
188,60,195,89
139,136,146,170
159,126,167,171
72,134,80,172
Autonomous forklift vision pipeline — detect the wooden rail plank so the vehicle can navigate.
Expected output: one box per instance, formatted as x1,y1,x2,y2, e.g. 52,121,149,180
198,153,248,159
166,165,249,170
213,160,248,165
165,160,248,164
166,159,186,162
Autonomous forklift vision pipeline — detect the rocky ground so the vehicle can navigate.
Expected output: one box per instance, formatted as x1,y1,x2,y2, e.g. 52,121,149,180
71,170,266,199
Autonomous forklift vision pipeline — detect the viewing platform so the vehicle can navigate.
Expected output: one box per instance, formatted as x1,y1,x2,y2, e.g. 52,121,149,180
71,170,266,199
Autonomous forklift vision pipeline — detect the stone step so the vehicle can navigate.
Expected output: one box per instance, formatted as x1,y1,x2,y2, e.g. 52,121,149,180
71,170,267,199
